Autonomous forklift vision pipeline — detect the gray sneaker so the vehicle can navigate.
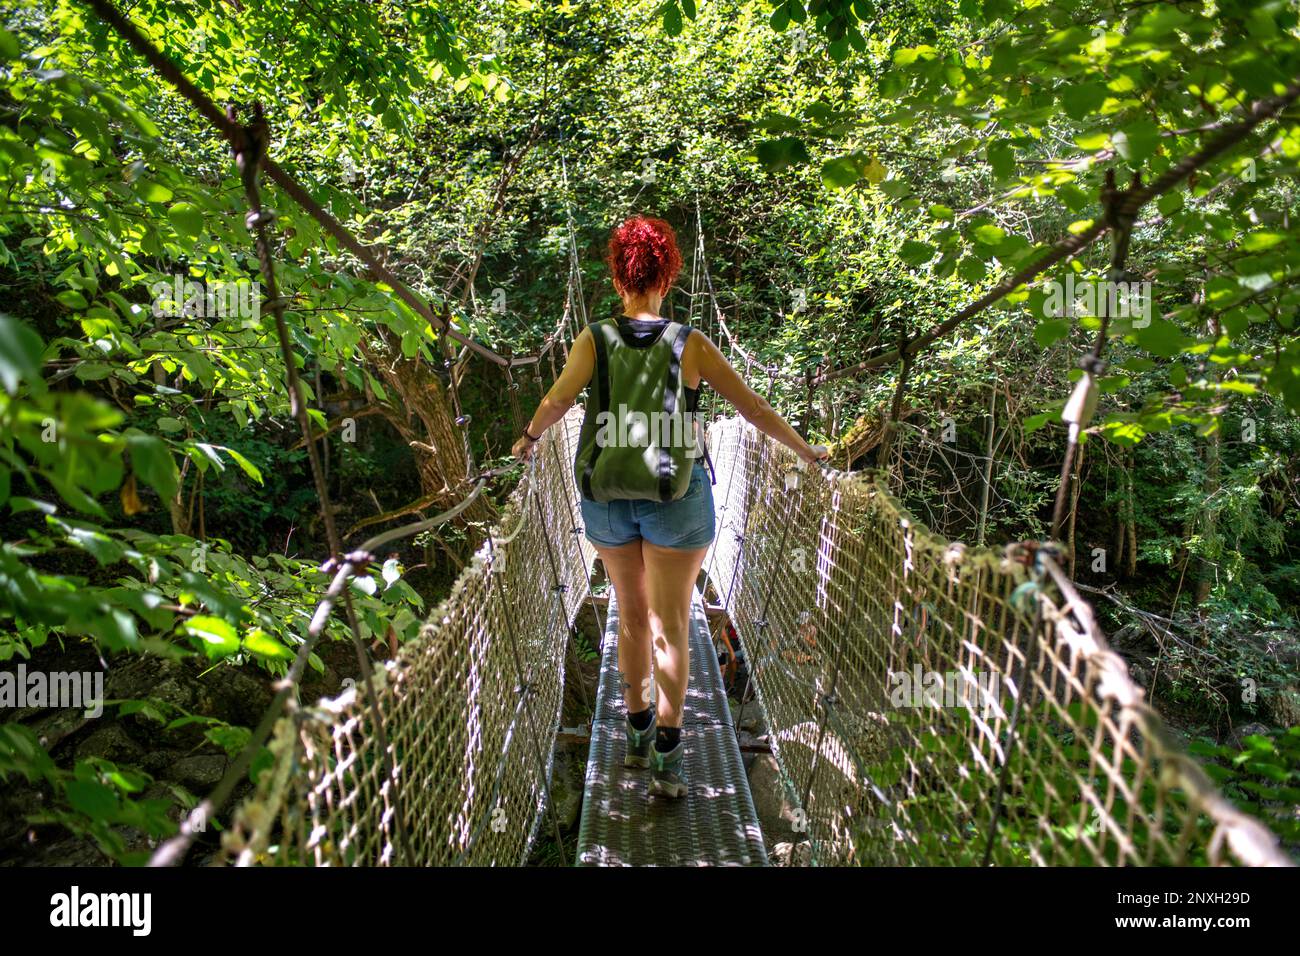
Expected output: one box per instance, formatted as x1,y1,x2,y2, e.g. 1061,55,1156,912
650,741,687,798
624,713,656,768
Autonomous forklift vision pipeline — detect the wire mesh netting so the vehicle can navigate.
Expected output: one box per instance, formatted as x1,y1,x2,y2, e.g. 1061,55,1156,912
223,408,595,866
704,416,1290,867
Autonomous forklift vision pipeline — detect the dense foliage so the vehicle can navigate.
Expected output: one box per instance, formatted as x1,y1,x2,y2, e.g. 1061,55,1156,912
1,0,1298,862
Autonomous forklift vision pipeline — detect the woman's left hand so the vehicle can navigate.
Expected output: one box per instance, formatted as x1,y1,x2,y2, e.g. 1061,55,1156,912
512,433,538,460
800,444,829,465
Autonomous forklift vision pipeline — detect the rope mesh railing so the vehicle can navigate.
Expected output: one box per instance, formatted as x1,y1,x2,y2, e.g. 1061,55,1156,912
705,415,1291,867
222,408,595,866
72,0,1300,868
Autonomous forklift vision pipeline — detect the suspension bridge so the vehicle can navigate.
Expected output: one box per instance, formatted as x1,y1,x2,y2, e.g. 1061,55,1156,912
74,0,1298,868
212,403,1288,867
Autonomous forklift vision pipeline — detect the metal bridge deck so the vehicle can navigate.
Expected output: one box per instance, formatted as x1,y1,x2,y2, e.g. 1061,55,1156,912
575,591,767,866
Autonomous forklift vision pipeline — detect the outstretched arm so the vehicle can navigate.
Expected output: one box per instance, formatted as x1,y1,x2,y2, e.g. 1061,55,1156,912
694,334,827,465
511,327,595,459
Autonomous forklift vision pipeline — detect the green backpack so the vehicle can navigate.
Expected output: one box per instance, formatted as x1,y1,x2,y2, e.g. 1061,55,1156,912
573,318,703,503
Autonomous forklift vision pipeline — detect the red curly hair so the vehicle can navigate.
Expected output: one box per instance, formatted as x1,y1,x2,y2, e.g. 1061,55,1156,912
606,215,683,296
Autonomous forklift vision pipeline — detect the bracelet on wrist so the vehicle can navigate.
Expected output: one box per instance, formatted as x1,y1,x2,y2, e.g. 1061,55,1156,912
523,426,540,443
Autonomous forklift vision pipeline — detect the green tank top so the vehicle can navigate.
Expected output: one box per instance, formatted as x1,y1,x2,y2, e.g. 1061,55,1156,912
573,318,703,502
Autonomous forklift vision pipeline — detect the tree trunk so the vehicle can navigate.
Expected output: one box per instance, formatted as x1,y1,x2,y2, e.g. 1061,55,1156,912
1124,451,1137,577
1196,313,1223,605
364,335,497,539
976,383,997,547
1067,441,1085,578
1196,424,1221,604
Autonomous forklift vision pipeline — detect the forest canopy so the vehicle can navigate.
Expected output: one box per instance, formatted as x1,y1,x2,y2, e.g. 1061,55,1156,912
1,0,1299,864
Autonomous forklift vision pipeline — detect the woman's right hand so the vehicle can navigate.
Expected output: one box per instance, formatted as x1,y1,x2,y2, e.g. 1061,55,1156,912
512,433,538,461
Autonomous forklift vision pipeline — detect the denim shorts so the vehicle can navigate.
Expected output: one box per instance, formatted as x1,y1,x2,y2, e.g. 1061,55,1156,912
579,462,715,550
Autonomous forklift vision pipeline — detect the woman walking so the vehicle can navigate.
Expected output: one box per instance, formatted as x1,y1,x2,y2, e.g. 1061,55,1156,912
513,215,826,797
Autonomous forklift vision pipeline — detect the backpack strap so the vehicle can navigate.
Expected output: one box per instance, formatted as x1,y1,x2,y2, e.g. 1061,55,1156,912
658,323,694,501
581,321,613,500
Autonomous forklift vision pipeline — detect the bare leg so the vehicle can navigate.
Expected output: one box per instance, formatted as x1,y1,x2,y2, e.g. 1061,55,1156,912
642,541,709,728
593,540,652,713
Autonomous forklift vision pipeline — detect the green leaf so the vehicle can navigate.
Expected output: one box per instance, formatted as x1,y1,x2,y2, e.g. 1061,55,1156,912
56,290,88,310
1051,184,1087,213
167,202,204,242
183,615,240,658
663,3,683,36
219,447,264,484
0,28,20,60
0,314,45,395
817,150,886,189
1241,232,1287,252
957,256,986,283
1156,191,1183,217
987,141,1014,179
1132,319,1190,358
58,520,125,565
1113,120,1159,163
757,136,811,172
126,432,179,500
135,180,174,204
1023,412,1053,434
821,155,862,189
1100,419,1146,446
1074,131,1110,151
899,241,935,266
65,779,121,820
1131,4,1192,40
1035,319,1070,348
878,178,910,199
249,746,275,785
1061,82,1106,119
244,628,293,661
754,113,802,133
984,0,1014,20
